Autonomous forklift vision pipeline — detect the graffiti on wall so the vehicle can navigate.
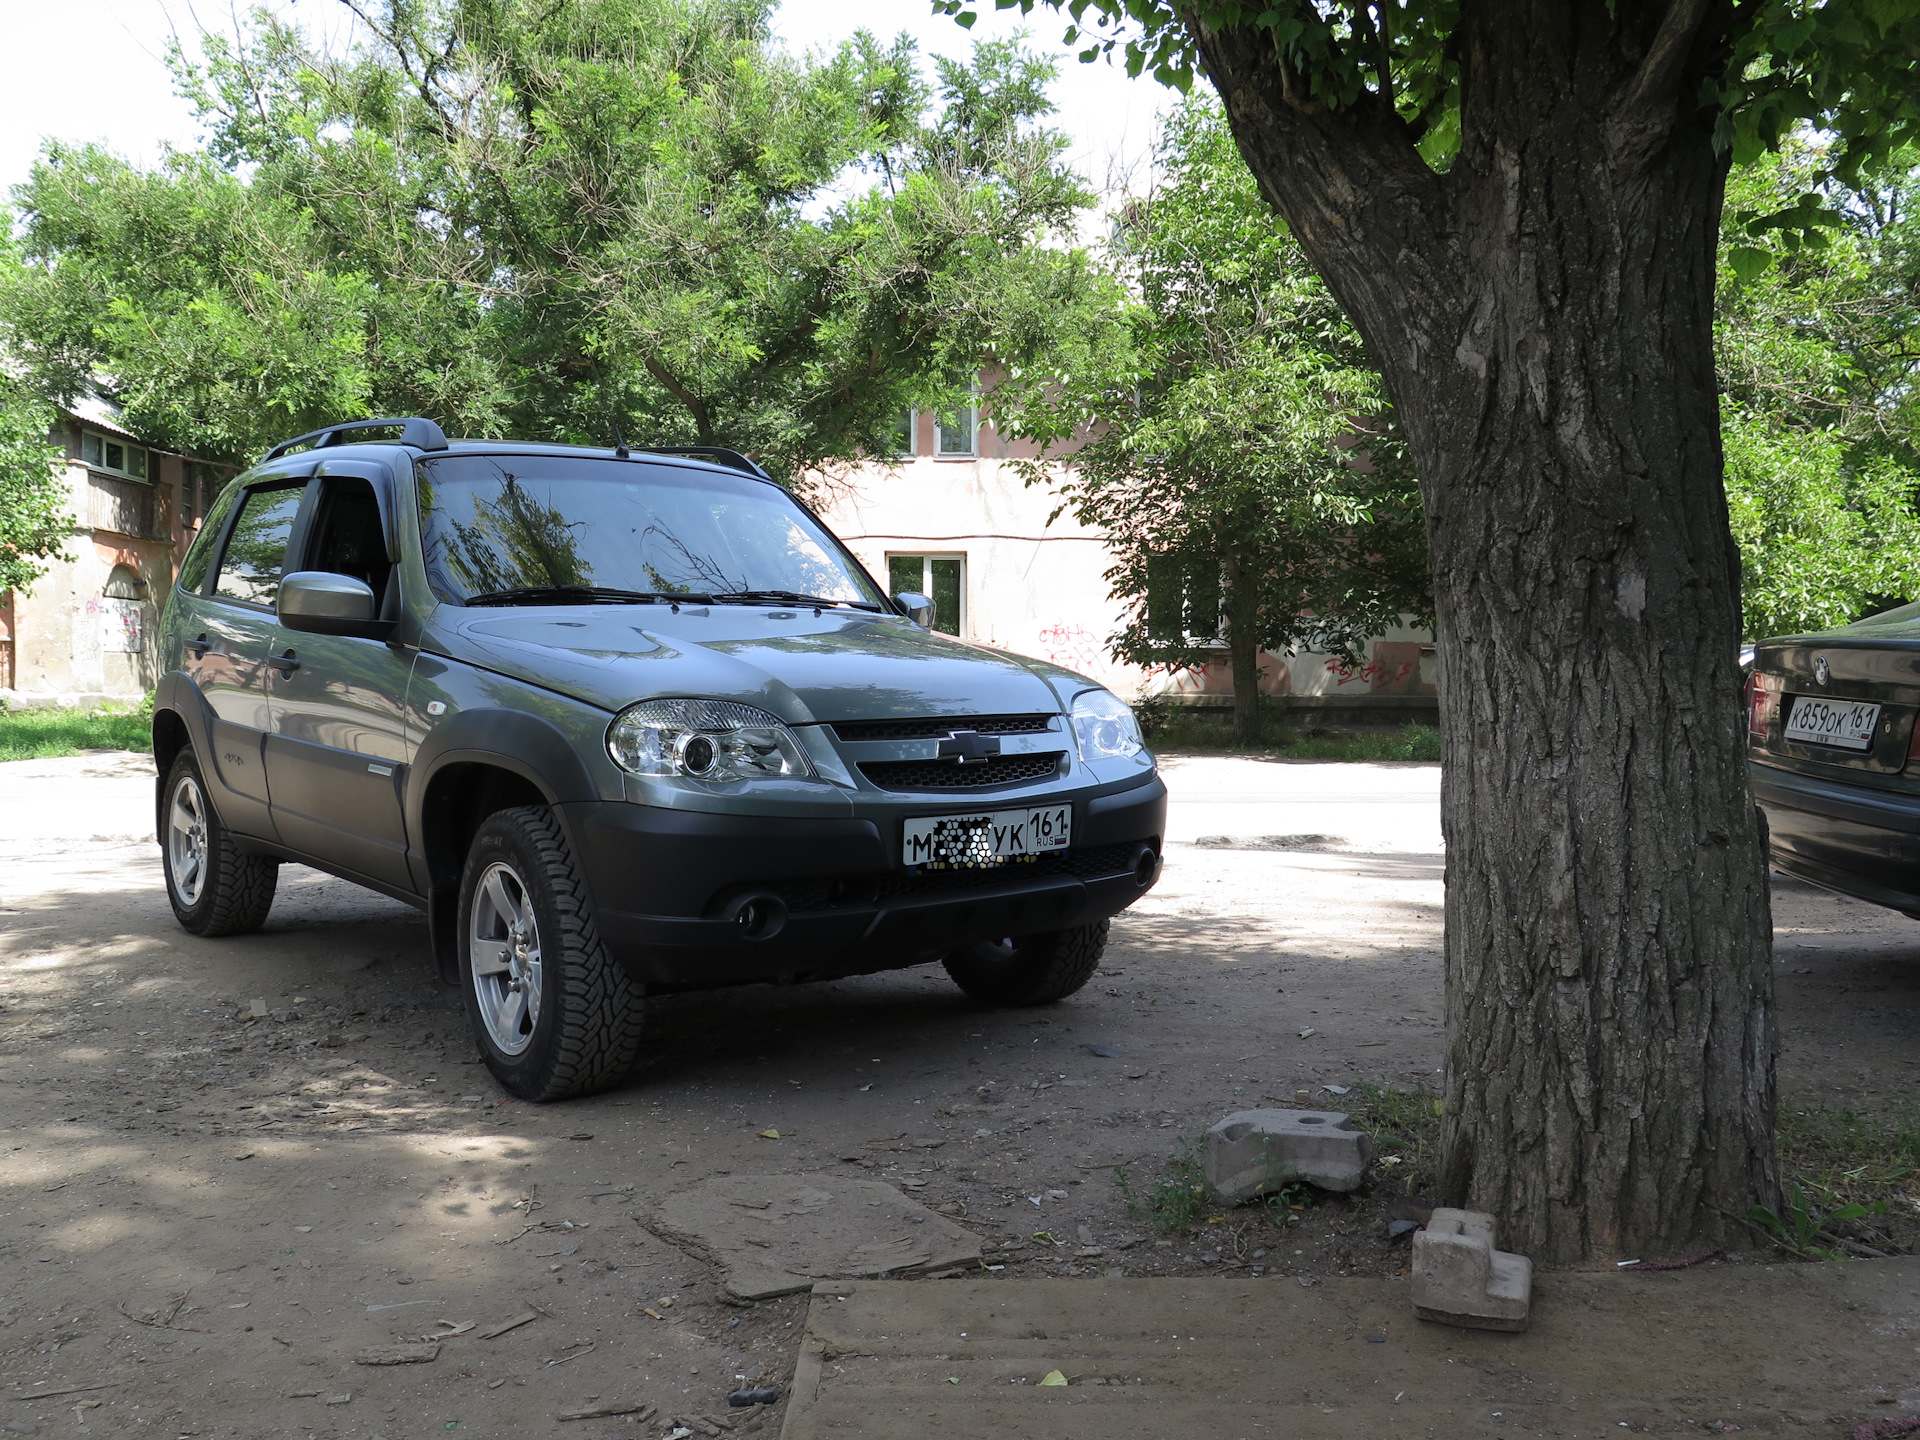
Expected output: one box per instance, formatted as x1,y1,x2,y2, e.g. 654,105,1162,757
1035,623,1104,675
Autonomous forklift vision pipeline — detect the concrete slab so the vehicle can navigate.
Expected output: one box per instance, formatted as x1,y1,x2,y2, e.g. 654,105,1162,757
647,1173,983,1300
778,1260,1920,1438
1203,1108,1372,1197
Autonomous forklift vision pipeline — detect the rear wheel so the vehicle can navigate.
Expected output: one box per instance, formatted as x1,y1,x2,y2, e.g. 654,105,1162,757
160,749,278,936
942,919,1109,1006
459,806,645,1101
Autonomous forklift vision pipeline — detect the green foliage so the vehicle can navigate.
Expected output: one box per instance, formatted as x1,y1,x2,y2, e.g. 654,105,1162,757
995,99,1429,696
0,696,153,760
0,368,71,596
1747,1182,1887,1259
1718,144,1920,638
2,0,1108,481
1139,708,1442,761
1114,1136,1211,1233
942,0,1920,225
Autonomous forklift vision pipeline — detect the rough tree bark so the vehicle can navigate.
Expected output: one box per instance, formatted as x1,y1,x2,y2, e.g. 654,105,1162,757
1191,2,1778,1263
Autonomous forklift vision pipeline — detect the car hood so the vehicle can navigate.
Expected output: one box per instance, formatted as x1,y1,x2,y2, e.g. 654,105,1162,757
426,604,1080,723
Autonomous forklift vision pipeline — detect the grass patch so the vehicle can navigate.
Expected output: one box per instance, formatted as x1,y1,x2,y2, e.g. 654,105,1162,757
0,697,153,761
1115,1136,1212,1233
1766,1101,1920,1256
1139,704,1441,762
1351,1082,1445,1195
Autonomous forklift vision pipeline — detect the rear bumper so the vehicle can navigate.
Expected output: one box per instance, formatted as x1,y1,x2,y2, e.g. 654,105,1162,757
561,774,1167,989
1750,760,1920,917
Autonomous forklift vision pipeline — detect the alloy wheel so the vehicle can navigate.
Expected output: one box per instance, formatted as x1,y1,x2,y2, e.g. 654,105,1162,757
469,861,543,1056
167,773,210,906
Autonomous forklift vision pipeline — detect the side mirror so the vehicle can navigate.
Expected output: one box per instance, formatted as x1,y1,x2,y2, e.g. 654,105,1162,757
278,571,394,640
894,591,936,628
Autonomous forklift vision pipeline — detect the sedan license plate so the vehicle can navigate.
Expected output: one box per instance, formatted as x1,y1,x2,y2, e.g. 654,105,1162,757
903,806,1071,869
1783,696,1881,751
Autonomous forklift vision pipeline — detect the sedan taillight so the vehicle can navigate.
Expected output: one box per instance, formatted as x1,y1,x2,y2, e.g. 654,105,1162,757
1748,671,1782,738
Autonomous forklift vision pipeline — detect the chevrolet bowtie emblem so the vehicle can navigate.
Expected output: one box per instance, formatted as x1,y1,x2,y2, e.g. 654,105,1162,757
936,730,1001,765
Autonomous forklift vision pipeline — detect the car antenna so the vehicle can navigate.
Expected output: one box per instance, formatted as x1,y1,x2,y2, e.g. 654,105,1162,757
592,362,629,458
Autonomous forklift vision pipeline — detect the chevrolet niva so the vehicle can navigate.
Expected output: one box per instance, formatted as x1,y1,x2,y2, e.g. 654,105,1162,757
154,418,1165,1099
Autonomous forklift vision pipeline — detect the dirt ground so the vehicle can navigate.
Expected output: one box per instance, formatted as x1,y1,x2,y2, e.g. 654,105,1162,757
1,751,1915,1439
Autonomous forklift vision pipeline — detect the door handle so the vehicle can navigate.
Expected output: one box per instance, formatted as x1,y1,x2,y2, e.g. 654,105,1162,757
187,633,211,658
271,648,301,678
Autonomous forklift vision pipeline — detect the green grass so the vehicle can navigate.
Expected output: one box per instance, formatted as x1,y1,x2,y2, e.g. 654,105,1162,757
1141,705,1442,762
0,697,153,761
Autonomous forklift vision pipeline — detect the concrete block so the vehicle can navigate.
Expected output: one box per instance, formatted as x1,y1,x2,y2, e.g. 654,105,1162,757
1410,1207,1532,1332
1203,1108,1373,1199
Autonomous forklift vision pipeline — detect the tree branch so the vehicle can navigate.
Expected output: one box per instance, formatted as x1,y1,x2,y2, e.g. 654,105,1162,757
642,355,715,440
1606,0,1717,165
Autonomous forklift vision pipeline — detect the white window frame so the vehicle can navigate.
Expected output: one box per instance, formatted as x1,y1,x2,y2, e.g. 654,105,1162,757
886,552,966,636
894,405,919,458
933,386,979,459
80,428,151,483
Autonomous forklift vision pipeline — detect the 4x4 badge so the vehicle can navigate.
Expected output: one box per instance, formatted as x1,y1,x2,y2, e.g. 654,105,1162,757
1814,655,1831,686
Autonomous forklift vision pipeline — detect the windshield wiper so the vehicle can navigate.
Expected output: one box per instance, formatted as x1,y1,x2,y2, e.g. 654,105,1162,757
464,585,715,607
710,590,884,612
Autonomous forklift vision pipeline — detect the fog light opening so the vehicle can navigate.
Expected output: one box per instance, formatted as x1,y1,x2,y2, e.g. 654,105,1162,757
729,893,788,940
1131,845,1160,889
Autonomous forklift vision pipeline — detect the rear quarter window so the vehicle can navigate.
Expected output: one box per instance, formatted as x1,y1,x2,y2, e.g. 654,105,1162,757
177,482,245,595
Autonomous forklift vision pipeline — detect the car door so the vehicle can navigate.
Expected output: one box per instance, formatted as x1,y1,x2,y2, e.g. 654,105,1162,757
191,477,310,839
261,461,417,889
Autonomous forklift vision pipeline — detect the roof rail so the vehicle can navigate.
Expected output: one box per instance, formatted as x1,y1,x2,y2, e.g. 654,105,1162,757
638,445,770,480
263,417,450,463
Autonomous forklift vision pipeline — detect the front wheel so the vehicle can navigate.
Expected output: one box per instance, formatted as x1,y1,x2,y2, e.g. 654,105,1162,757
942,919,1109,1006
459,806,645,1101
160,749,278,936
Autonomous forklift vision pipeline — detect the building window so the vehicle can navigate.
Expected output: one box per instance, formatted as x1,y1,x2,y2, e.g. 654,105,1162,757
887,553,964,635
934,390,977,458
80,429,150,482
892,406,917,457
1146,553,1223,644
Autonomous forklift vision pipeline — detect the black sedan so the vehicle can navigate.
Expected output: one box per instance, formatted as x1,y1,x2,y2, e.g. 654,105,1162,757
1749,601,1920,917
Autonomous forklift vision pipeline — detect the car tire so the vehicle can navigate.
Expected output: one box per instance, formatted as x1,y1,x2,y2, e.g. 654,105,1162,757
942,919,1109,1006
459,805,645,1102
160,748,279,937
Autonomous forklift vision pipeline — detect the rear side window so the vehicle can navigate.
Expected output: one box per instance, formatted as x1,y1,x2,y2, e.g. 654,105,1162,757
213,483,305,607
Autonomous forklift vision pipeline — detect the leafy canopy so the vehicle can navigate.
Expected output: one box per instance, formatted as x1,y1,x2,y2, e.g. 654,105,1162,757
1,0,1110,482
939,0,1920,210
1718,142,1920,637
0,370,71,597
995,99,1429,683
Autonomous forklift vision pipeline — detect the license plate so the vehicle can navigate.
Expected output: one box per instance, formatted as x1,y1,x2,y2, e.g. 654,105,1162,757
903,806,1072,868
1783,696,1881,750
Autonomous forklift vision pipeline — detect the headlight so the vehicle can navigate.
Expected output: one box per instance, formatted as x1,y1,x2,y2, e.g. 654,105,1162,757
607,699,815,782
1070,688,1145,760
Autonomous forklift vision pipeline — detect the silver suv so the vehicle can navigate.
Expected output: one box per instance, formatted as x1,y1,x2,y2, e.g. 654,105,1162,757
154,418,1166,1099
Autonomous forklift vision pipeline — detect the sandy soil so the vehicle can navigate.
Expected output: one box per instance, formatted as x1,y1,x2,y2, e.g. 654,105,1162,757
0,751,1914,1439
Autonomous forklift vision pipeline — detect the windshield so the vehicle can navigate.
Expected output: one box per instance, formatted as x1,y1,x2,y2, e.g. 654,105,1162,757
413,454,883,607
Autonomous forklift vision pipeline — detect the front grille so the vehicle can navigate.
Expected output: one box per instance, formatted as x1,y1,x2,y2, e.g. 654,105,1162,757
731,842,1149,914
832,714,1056,742
859,751,1063,792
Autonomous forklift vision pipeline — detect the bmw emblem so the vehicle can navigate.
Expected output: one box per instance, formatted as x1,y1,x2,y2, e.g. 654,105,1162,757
1814,655,1831,686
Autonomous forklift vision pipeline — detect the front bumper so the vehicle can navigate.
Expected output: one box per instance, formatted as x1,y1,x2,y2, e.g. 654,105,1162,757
562,774,1167,989
1751,759,1920,917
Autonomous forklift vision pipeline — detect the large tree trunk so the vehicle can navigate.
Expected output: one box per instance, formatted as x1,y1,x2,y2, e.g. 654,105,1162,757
1223,549,1264,745
1193,3,1777,1263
